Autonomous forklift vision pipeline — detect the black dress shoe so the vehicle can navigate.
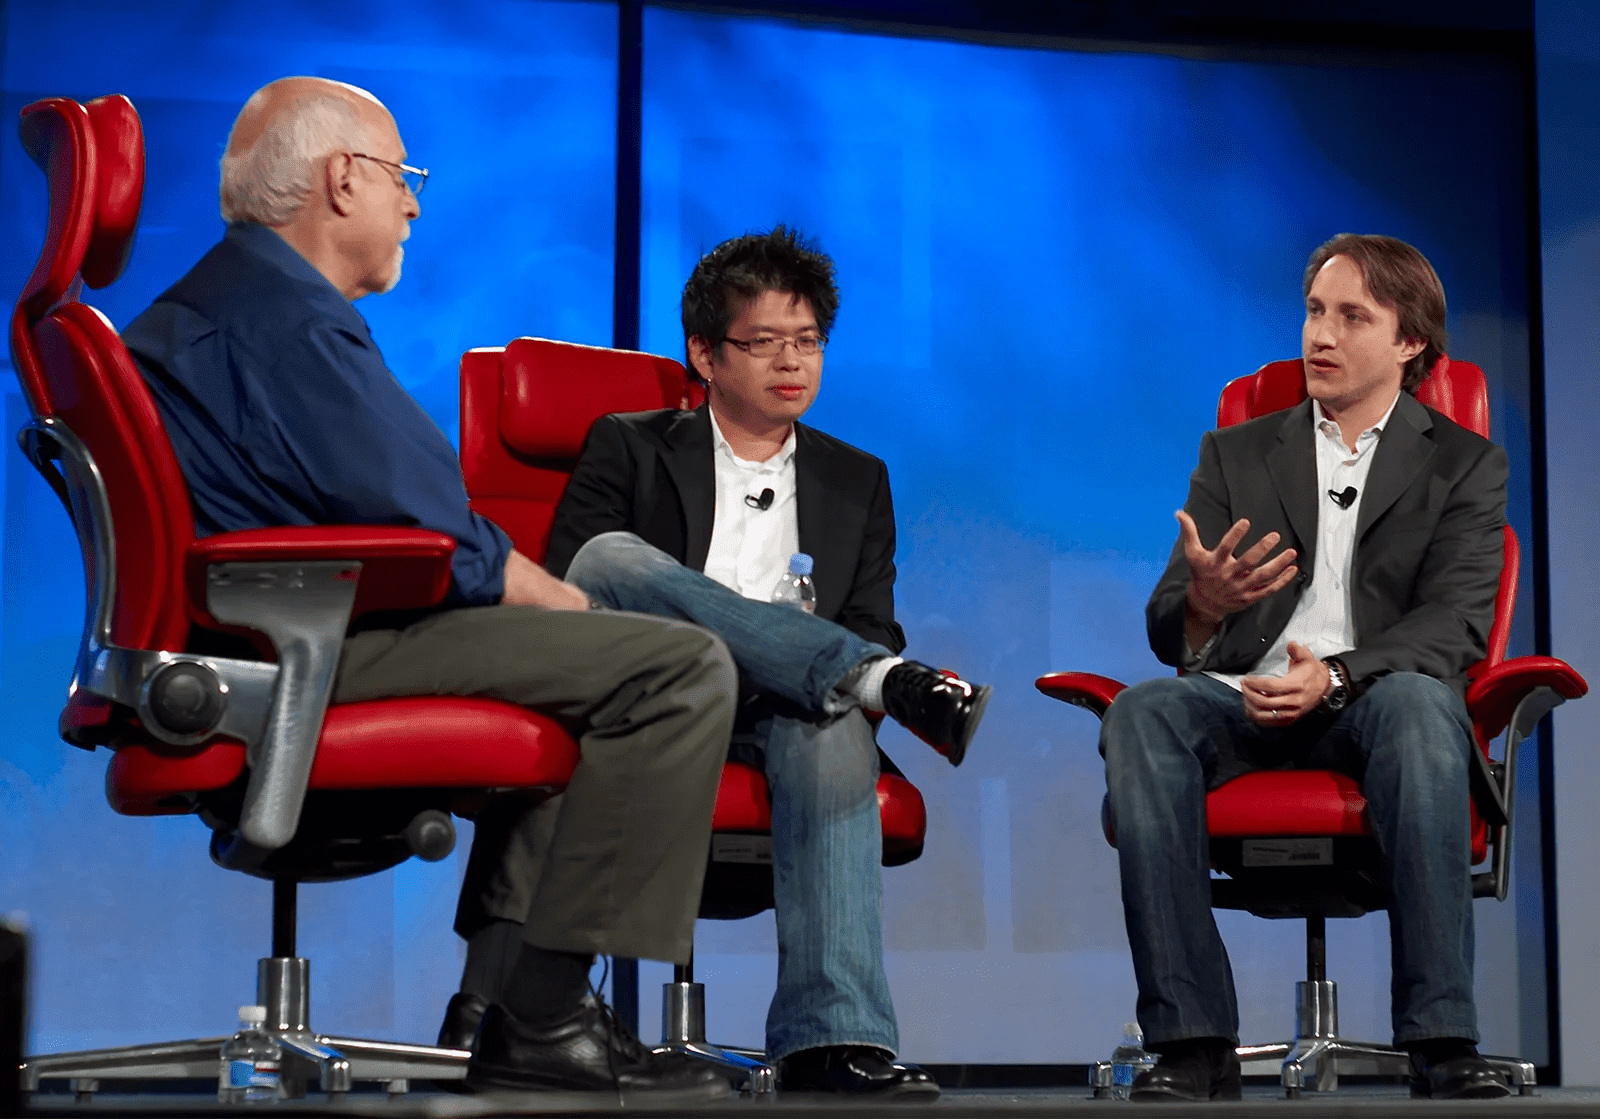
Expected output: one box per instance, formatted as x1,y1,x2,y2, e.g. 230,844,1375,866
1409,1050,1511,1099
438,992,489,1051
1131,1043,1241,1102
465,997,731,1097
779,1045,940,1099
881,661,991,766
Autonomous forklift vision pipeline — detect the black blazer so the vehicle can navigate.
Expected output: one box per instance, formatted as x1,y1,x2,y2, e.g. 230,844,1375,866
546,405,907,654
1147,393,1508,697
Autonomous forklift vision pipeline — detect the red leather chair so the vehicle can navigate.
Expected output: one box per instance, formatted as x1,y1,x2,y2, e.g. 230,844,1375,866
13,96,583,1101
460,337,929,1089
1037,356,1587,1098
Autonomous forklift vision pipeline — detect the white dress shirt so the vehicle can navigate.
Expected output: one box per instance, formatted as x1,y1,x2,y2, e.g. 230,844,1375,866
702,408,801,601
1206,392,1401,691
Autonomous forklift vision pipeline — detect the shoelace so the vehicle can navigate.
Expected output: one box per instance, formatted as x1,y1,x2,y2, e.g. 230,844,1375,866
585,958,656,1102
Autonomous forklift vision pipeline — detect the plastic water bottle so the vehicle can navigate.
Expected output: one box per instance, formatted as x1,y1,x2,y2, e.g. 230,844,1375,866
1110,1021,1155,1100
771,553,816,613
217,1005,280,1103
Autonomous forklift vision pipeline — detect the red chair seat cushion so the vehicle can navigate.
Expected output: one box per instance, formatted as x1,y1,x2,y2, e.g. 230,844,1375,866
1206,769,1488,863
106,696,578,814
1205,771,1369,837
711,760,927,856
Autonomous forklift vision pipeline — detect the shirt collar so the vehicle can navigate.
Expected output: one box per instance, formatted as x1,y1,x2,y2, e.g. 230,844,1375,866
1312,390,1402,443
224,221,371,338
708,406,796,470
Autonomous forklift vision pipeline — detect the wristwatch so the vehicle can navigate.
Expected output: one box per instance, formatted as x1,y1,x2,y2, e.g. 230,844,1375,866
1321,657,1352,712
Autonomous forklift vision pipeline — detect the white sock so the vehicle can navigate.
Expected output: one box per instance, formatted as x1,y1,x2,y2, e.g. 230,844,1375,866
843,655,903,713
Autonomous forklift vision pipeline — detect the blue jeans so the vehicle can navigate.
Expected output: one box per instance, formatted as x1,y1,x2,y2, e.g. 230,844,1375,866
567,532,899,1058
1101,671,1478,1048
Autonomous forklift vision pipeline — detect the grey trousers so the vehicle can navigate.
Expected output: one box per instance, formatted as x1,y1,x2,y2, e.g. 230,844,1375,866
331,604,736,965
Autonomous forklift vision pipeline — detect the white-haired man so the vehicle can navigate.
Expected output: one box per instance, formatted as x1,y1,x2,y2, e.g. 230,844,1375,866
119,77,747,1097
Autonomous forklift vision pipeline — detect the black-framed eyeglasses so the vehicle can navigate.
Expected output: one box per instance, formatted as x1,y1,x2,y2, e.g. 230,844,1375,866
722,333,827,358
352,152,429,196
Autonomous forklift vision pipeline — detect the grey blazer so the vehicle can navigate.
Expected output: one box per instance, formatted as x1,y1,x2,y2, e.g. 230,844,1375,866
1146,392,1508,698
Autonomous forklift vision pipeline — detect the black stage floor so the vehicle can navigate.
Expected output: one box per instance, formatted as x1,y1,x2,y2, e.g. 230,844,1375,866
21,1085,1600,1118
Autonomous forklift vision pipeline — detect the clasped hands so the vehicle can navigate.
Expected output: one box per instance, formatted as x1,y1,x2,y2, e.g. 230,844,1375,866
1176,510,1330,726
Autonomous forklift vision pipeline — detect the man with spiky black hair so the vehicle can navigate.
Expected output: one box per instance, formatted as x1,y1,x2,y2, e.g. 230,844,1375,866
525,226,987,1098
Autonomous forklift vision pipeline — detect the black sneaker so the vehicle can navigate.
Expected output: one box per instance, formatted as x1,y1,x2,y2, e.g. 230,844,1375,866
881,661,990,766
464,996,730,1098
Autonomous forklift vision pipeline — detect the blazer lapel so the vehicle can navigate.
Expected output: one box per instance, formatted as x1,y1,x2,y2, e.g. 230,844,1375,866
1357,393,1435,540
660,406,717,572
794,424,850,621
1265,401,1319,562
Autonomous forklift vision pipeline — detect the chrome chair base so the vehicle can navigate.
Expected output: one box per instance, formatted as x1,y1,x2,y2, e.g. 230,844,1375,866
21,956,467,1100
1237,979,1537,1099
659,979,775,1096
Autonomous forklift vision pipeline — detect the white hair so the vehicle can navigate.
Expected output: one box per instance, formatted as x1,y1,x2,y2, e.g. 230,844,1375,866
219,90,372,226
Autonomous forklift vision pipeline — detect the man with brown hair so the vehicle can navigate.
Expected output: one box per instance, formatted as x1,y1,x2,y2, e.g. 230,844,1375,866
1102,234,1510,1101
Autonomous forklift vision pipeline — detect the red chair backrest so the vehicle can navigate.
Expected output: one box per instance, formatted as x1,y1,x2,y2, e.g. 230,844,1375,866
14,96,195,659
1215,356,1514,679
459,337,703,562
1217,355,1489,438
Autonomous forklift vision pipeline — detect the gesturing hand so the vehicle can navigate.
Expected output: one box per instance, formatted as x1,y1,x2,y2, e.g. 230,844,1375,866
1241,641,1331,727
1177,510,1298,642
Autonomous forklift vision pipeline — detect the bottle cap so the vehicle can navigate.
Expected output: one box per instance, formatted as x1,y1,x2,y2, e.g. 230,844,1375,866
239,1005,267,1025
1124,1021,1142,1038
788,553,814,576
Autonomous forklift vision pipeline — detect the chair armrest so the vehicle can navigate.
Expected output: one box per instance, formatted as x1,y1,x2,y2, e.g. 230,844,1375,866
1034,671,1127,719
186,526,455,624
1465,656,1587,901
184,527,455,852
1467,656,1588,746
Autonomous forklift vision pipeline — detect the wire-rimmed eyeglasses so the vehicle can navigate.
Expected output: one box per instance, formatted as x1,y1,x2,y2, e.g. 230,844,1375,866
352,152,429,196
722,334,827,358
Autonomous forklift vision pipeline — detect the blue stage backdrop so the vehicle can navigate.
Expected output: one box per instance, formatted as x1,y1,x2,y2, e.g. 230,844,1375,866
1,0,1542,1070
0,0,617,1055
638,10,1540,1064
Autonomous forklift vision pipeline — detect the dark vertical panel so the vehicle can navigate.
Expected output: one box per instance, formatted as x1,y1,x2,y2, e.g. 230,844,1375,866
614,0,644,352
1521,41,1562,1086
610,0,646,1033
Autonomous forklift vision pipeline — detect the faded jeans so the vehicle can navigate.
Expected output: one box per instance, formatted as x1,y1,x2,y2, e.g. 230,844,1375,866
567,531,899,1058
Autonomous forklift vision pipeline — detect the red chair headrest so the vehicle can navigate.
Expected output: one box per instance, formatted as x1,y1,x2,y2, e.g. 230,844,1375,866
16,95,143,321
82,95,144,290
1218,355,1488,439
497,337,699,458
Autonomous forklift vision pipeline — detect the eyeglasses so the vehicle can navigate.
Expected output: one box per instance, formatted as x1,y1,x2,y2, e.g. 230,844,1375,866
352,153,429,196
721,333,827,358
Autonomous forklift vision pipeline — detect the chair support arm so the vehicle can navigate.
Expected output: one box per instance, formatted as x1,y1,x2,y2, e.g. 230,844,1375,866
204,560,360,850
1481,680,1581,902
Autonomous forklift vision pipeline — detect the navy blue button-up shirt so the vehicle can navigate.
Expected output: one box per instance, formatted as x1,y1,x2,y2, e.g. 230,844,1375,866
123,222,511,606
